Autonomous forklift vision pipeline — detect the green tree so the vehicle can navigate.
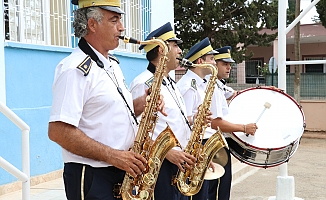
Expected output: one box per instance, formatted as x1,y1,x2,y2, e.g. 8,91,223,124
174,0,278,63
315,0,326,27
269,0,296,26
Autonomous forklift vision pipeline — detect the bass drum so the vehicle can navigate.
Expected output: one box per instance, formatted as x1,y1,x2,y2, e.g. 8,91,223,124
224,86,305,168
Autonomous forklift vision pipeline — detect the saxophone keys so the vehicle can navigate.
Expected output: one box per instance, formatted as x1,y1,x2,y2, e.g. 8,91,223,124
180,183,191,193
143,173,155,186
148,157,160,169
139,190,150,200
191,180,199,187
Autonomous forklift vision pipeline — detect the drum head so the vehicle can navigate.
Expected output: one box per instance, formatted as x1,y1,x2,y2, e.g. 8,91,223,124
225,87,305,150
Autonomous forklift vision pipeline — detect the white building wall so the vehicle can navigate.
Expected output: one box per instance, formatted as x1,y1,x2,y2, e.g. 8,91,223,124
150,0,174,31
150,0,176,77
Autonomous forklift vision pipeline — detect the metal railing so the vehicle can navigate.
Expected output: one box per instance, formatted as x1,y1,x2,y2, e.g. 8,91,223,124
0,101,30,200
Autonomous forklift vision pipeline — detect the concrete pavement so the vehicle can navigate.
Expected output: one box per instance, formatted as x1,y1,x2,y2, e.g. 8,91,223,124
230,136,326,200
0,133,325,200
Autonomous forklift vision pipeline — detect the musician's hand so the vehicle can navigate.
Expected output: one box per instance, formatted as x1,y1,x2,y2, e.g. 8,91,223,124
208,161,215,172
145,89,167,117
266,86,284,92
192,107,213,126
204,111,213,127
244,123,258,136
109,150,147,178
165,149,196,172
157,94,167,116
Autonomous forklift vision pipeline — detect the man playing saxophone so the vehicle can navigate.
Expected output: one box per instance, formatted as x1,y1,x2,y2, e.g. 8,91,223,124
176,38,220,200
130,22,198,200
48,1,165,199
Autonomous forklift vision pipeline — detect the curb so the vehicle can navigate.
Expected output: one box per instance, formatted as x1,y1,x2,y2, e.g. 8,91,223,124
302,132,326,139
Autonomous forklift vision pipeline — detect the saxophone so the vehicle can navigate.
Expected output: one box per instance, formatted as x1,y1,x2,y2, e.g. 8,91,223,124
118,36,181,200
173,58,227,196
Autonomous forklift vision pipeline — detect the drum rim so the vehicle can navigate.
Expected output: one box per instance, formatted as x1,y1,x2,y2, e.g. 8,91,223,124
227,86,305,168
230,86,306,125
228,86,306,148
228,133,302,151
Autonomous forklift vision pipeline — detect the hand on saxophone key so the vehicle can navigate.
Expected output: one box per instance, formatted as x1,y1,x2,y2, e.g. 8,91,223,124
191,107,212,127
165,149,196,172
157,94,167,117
145,88,168,116
204,110,213,127
108,149,147,178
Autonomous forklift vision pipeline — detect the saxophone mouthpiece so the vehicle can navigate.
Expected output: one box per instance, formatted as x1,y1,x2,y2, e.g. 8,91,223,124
119,35,140,44
177,58,194,68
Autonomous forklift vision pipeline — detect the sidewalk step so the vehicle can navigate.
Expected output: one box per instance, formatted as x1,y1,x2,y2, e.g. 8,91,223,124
0,178,65,200
231,155,259,185
0,157,258,200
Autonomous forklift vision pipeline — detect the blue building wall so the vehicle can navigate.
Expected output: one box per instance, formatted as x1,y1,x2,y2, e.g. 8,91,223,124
0,44,147,185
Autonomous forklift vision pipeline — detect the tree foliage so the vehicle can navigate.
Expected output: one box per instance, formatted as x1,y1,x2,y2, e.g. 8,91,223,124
174,0,278,63
315,0,326,27
269,0,296,27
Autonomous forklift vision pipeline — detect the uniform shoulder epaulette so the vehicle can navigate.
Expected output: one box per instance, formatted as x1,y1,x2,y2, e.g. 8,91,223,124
76,56,92,76
145,76,154,87
109,54,120,64
191,79,197,90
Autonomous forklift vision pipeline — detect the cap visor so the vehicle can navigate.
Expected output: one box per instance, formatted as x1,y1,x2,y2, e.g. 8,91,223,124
221,58,235,63
206,49,219,55
100,6,125,14
167,37,183,45
139,37,183,50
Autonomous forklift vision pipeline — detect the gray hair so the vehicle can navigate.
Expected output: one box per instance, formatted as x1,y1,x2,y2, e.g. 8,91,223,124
73,7,103,38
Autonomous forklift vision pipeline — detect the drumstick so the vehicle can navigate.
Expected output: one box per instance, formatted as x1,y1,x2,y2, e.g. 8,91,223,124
255,102,272,123
246,102,271,137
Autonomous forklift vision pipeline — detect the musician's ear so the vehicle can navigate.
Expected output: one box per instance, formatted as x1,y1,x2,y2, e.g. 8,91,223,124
87,18,97,33
158,46,164,55
197,57,204,64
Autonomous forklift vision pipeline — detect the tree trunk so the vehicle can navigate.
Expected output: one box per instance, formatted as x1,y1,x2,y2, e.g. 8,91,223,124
294,0,301,102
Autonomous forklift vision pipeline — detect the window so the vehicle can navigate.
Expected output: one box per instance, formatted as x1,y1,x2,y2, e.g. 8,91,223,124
4,0,151,52
4,0,70,46
245,58,264,84
303,56,326,73
117,0,151,53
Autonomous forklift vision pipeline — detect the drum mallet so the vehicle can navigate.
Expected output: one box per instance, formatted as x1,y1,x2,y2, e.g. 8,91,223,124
246,102,271,136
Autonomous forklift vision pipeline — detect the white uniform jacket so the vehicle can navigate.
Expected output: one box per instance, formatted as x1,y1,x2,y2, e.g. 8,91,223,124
207,77,231,138
177,70,206,119
130,63,191,150
49,46,137,167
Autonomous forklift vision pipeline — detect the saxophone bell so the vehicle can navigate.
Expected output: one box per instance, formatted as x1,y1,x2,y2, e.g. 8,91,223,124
174,62,227,196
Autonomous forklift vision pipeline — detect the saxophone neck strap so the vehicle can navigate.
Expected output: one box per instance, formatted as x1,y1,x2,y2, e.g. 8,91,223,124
78,37,138,125
147,62,191,130
78,37,104,68
162,78,192,131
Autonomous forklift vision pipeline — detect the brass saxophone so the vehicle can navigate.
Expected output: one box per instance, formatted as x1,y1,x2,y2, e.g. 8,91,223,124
173,58,227,196
118,36,181,200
